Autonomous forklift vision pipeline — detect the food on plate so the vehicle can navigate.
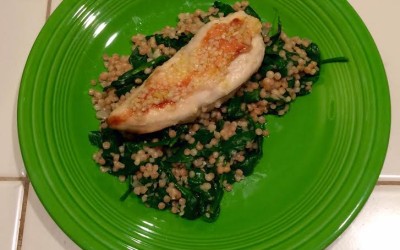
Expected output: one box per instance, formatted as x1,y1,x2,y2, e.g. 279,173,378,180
107,11,265,133
88,1,346,221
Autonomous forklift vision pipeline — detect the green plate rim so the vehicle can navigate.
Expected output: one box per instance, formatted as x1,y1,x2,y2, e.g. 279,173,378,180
17,0,391,249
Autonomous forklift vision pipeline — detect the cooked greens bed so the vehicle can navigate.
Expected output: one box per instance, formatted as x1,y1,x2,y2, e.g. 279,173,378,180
88,1,346,221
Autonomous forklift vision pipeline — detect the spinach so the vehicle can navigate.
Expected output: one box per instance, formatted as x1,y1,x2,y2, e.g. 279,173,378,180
237,136,263,175
112,164,140,177
244,5,261,20
220,129,256,156
129,47,148,68
120,184,133,201
213,1,260,21
216,119,225,131
236,151,260,176
269,17,282,45
124,141,145,154
213,1,235,16
146,125,188,147
264,57,288,76
223,171,236,184
93,128,122,153
299,43,349,67
296,88,311,97
159,161,175,181
287,78,295,88
88,131,102,148
202,177,224,222
196,147,216,158
259,40,288,77
106,55,169,97
193,127,214,145
110,141,142,177
188,169,206,186
243,89,260,103
89,128,140,176
145,194,162,209
226,97,245,119
301,74,320,85
174,183,201,220
303,43,321,64
113,84,134,97
166,148,194,165
152,33,194,50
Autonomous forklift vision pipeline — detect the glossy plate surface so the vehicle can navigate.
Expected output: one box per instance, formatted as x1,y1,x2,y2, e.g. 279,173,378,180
18,0,390,249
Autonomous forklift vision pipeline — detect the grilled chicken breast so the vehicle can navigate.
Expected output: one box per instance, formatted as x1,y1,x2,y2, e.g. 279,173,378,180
107,11,265,133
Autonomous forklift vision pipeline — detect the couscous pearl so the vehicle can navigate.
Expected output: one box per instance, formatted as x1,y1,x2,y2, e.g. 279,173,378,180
158,202,166,210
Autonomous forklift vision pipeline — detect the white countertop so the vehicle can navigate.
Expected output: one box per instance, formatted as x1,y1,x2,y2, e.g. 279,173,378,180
0,0,399,249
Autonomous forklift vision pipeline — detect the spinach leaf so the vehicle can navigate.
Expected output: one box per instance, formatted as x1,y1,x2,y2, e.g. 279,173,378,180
193,127,214,145
260,55,288,77
108,140,143,177
174,183,201,220
216,119,225,131
226,96,245,119
296,88,311,97
220,129,256,155
213,1,235,16
301,74,320,85
196,147,216,158
99,128,123,153
235,136,263,175
120,184,133,201
88,131,102,148
202,177,224,222
166,148,194,165
243,89,260,103
146,125,188,147
269,17,282,45
237,151,260,175
188,169,206,186
89,128,128,176
303,43,321,64
114,83,135,97
258,40,288,77
223,171,236,184
126,141,145,154
153,33,193,50
145,194,163,209
287,78,295,88
244,5,261,20
111,164,140,177
129,47,148,68
106,55,169,96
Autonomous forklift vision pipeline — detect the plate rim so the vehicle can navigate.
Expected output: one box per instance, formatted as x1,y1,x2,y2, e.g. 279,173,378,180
17,0,391,249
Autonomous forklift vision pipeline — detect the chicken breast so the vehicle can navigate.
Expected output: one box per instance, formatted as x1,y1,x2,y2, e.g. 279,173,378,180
107,11,265,133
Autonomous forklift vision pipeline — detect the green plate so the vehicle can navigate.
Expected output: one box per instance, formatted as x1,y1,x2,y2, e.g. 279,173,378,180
18,0,390,249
